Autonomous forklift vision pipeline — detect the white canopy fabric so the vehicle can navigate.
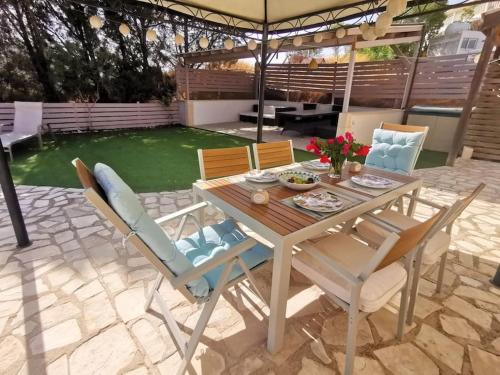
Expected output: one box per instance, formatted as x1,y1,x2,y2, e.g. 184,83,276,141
143,0,377,32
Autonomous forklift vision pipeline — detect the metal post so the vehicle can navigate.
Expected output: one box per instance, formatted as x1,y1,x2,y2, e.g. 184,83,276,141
0,138,30,247
256,22,269,144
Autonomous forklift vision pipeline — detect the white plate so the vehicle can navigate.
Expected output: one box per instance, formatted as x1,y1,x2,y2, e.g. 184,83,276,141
351,174,395,189
293,192,344,213
278,171,320,191
301,160,330,171
244,171,278,183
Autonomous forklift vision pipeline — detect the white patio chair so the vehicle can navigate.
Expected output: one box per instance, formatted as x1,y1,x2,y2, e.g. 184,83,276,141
355,183,485,324
0,102,43,161
292,210,444,375
252,140,294,170
73,158,271,375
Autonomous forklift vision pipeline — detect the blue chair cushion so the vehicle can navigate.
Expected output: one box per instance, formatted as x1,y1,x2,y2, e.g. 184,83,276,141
94,163,210,297
364,129,425,175
176,218,272,289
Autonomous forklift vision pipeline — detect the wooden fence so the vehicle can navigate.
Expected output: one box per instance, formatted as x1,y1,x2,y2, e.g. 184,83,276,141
0,102,180,132
176,65,256,99
464,60,500,161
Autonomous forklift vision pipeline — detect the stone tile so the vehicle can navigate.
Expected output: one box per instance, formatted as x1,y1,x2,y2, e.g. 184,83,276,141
413,295,442,320
102,273,126,294
24,259,65,281
0,261,24,276
321,314,374,347
0,299,22,318
298,357,334,375
38,302,81,329
0,279,49,301
268,326,306,366
229,354,264,375
61,278,85,294
440,314,480,341
459,276,483,288
127,257,150,268
454,285,500,305
374,343,439,375
115,287,146,323
0,317,7,335
310,337,331,364
83,293,116,333
75,279,104,301
468,346,500,375
128,267,157,284
46,355,68,375
47,266,75,287
132,319,170,364
69,324,137,375
0,274,22,291
443,295,492,330
12,320,37,336
71,214,99,228
73,258,98,280
14,245,61,263
125,367,149,375
368,308,416,342
0,336,25,373
11,293,58,325
415,324,464,373
333,352,385,375
29,319,82,354
86,243,118,266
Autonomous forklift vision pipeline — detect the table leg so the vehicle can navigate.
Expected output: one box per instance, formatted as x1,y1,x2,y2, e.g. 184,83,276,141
406,187,420,217
267,239,292,353
193,189,205,226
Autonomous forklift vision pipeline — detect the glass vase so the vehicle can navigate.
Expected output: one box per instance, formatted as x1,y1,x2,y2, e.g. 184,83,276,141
328,159,344,179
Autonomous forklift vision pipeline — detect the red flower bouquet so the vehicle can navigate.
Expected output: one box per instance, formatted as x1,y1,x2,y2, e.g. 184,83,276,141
306,132,371,177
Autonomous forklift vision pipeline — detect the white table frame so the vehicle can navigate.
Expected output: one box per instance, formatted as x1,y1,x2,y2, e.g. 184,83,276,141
193,166,422,353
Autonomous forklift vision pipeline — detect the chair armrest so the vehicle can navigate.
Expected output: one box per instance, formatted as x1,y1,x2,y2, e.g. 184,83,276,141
296,241,361,285
360,212,403,233
155,201,209,225
402,194,446,210
171,238,258,288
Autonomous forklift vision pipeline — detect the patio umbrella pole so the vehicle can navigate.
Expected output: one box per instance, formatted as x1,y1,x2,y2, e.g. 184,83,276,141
0,138,30,247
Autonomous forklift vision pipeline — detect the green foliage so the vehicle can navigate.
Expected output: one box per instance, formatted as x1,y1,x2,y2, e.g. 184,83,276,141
358,46,396,61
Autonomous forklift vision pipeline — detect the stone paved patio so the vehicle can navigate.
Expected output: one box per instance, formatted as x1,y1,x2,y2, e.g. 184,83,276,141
1,158,500,374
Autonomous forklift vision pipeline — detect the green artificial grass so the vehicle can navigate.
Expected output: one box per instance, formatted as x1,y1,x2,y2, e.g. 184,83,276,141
9,126,447,193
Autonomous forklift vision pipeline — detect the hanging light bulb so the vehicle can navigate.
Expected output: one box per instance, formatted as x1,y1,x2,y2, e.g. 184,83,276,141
175,33,184,45
362,27,377,41
387,0,407,17
224,38,234,50
313,33,324,43
308,58,319,70
359,22,370,33
268,39,279,49
376,12,393,31
292,36,303,47
335,27,346,39
119,23,130,36
199,36,209,48
247,39,257,51
146,29,157,42
89,15,104,29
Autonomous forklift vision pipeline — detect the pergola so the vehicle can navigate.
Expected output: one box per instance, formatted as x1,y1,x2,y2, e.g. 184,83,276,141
179,23,424,119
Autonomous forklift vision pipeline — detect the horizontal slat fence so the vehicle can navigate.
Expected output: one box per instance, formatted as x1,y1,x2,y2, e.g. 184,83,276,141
176,65,255,99
464,60,500,161
0,102,180,132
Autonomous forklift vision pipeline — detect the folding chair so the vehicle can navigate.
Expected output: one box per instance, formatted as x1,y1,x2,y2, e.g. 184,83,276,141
197,146,252,180
292,210,445,375
72,158,271,375
356,183,485,324
252,140,295,170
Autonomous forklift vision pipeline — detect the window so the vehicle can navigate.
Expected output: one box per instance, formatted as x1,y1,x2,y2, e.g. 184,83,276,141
461,38,478,50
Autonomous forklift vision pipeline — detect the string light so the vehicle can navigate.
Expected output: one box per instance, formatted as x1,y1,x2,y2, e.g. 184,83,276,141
146,29,157,42
89,15,104,29
313,33,324,43
224,38,234,50
175,33,184,45
268,39,279,49
292,36,303,47
335,27,346,39
247,40,257,50
199,36,209,48
119,23,130,36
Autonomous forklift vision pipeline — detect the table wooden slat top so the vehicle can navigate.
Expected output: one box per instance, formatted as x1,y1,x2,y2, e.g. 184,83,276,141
196,164,420,236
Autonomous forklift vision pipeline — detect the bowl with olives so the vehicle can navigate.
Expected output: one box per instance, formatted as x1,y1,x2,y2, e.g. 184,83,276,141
278,171,320,191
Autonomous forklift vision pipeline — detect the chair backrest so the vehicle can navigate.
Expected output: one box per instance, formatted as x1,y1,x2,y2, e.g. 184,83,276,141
439,183,486,231
72,158,197,303
365,122,429,175
252,140,295,170
13,102,43,135
374,209,446,271
197,146,252,180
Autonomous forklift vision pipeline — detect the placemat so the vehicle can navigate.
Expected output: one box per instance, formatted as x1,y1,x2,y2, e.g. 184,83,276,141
337,178,404,197
280,188,362,220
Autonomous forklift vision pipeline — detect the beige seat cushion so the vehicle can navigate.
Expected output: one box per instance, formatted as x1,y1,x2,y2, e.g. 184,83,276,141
292,233,407,313
356,210,451,265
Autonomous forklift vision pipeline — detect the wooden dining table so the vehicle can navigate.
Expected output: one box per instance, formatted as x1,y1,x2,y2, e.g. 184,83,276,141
192,163,422,354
